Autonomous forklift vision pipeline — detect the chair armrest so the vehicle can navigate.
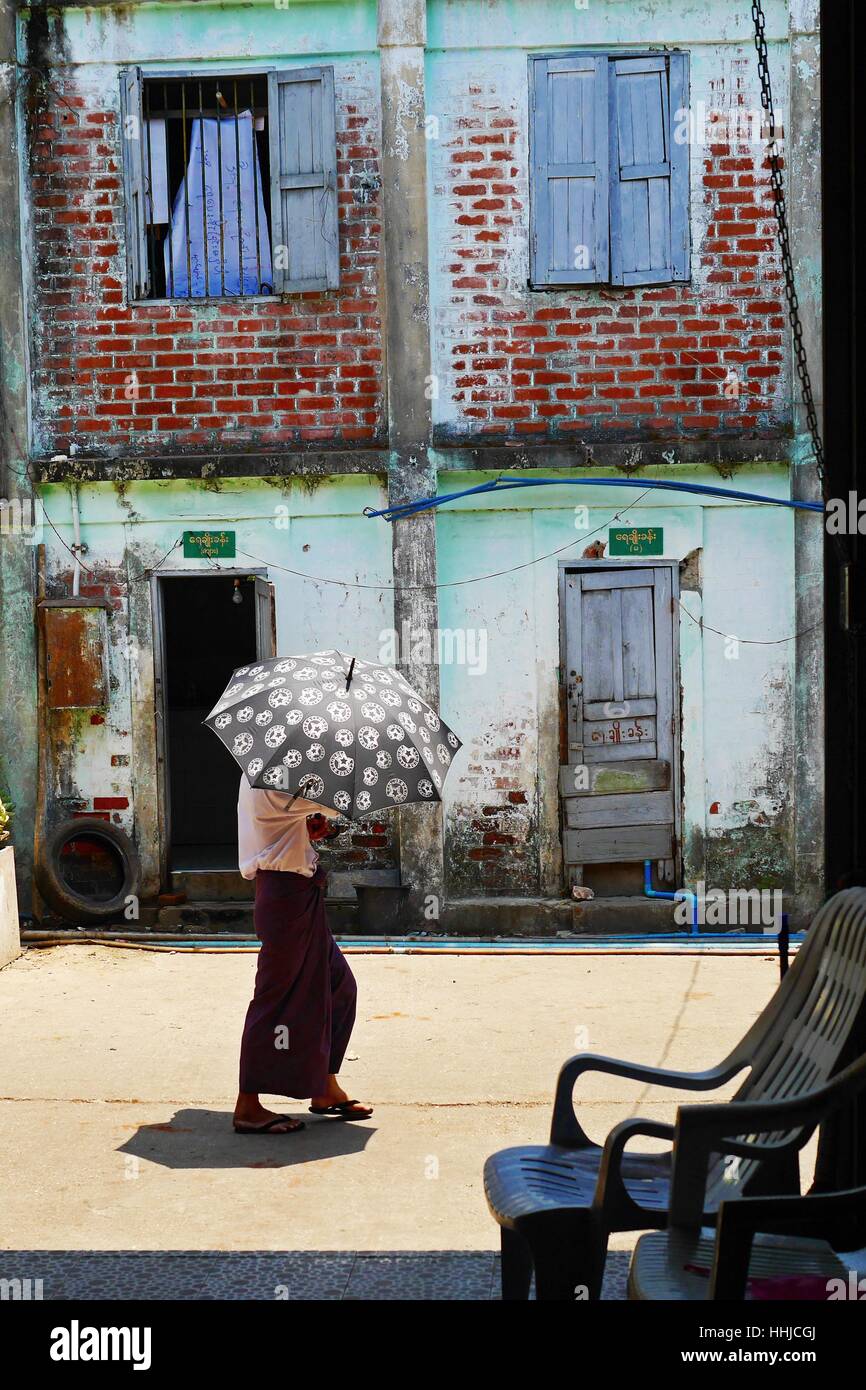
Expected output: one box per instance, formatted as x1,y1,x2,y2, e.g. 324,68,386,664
669,1053,866,1227
550,1051,746,1148
594,1117,676,1217
709,1188,866,1300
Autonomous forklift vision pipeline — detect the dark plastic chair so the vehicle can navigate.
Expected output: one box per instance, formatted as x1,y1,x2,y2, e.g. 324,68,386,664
630,1057,866,1299
483,887,866,1300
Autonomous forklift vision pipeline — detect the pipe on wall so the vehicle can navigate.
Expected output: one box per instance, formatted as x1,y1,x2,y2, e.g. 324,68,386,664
643,859,699,935
365,475,827,523
69,483,82,598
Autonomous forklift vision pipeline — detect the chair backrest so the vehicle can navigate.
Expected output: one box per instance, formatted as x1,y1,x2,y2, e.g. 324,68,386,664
704,887,866,1207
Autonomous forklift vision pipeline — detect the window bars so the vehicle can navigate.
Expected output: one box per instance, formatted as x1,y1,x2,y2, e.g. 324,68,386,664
142,75,273,300
121,65,340,300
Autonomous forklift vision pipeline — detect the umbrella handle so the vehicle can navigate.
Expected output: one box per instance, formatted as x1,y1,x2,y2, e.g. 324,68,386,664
289,778,312,806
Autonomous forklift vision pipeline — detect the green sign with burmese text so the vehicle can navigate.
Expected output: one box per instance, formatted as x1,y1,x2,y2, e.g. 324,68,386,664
183,529,236,559
608,526,664,557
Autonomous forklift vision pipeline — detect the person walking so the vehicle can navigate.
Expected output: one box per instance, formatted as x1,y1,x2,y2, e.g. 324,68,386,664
233,778,373,1134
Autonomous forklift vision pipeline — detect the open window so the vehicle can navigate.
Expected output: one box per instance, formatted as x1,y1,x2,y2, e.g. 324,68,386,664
120,67,340,302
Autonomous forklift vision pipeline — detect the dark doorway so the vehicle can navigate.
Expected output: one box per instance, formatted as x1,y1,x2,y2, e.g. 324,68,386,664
159,575,258,871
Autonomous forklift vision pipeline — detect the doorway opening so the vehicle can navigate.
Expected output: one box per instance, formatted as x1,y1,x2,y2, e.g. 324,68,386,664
155,573,274,876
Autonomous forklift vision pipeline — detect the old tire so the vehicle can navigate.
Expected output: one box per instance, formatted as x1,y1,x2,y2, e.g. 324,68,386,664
36,817,140,924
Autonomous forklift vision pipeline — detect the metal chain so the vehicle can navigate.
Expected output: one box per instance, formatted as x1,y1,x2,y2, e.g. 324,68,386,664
751,0,827,500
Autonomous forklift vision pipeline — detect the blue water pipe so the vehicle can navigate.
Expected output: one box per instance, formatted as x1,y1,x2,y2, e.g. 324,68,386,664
643,859,699,935
364,475,825,522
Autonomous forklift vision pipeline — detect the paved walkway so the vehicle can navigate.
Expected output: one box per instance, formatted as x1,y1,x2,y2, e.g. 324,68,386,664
0,1248,632,1300
0,943,786,1299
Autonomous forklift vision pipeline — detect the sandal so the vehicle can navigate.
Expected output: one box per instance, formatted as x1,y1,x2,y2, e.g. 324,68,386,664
233,1115,305,1135
308,1099,373,1121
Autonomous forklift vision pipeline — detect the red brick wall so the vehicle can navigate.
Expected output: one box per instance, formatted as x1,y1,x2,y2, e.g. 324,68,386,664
28,66,384,456
53,565,126,614
322,819,398,877
433,64,790,443
447,723,538,897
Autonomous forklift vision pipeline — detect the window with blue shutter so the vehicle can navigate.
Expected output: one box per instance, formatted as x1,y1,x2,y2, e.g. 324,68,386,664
120,68,149,301
529,51,689,289
119,66,339,302
530,55,609,286
268,67,340,295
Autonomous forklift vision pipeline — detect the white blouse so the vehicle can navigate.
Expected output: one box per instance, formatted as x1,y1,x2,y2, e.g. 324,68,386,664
237,777,338,880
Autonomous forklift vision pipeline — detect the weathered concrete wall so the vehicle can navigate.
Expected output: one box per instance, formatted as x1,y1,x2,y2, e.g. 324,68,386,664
434,465,798,900
788,0,824,920
699,501,796,890
37,473,399,896
379,0,444,912
13,0,820,919
21,0,799,457
0,0,39,909
22,2,385,456
36,465,800,905
427,0,792,443
0,846,22,967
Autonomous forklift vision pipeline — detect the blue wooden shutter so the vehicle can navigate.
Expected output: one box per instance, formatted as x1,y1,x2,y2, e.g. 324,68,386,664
119,68,149,301
609,54,690,286
530,54,609,286
668,53,690,280
268,66,340,294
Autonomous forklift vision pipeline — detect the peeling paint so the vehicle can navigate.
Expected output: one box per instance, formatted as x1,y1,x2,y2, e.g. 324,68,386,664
5,0,821,918
387,73,425,163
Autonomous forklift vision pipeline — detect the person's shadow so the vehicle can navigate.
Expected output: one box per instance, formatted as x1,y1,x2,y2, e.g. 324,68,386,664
118,1109,375,1170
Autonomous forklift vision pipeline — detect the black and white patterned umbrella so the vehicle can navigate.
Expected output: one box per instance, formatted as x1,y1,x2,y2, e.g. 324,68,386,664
203,649,462,819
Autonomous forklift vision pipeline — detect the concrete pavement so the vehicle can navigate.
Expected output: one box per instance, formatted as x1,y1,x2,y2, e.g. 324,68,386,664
0,942,789,1297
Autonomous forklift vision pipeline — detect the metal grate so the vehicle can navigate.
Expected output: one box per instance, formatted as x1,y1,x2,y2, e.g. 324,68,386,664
142,75,273,300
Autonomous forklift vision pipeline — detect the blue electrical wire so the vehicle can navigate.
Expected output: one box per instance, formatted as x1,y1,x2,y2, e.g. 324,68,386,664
364,475,825,522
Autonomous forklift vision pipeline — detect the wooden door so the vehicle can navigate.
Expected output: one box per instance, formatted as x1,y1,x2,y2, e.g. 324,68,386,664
559,563,680,886
254,577,277,659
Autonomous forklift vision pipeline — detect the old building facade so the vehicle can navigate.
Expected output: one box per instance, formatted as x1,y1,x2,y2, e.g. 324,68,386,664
0,0,824,930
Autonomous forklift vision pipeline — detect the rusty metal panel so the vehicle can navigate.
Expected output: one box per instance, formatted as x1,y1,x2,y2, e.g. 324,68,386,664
43,605,109,708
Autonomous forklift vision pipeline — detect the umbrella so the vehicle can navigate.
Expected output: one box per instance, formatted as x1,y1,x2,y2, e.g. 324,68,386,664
203,649,462,820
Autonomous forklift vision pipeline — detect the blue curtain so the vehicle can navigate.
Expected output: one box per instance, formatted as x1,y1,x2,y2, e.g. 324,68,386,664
165,110,273,298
